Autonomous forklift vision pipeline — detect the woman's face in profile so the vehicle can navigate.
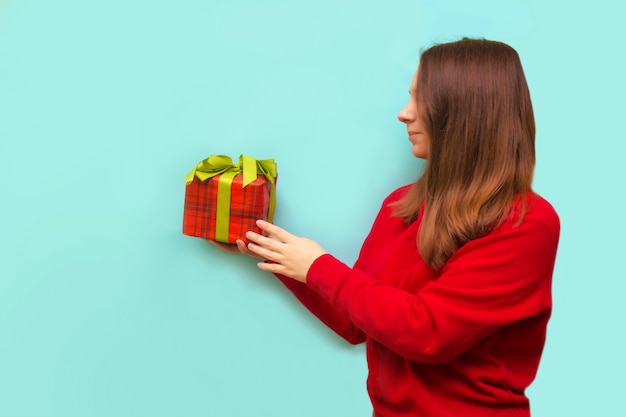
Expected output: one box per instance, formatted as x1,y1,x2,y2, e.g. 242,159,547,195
397,68,430,160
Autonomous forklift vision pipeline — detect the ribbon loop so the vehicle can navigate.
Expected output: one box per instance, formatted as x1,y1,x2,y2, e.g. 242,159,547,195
241,154,257,187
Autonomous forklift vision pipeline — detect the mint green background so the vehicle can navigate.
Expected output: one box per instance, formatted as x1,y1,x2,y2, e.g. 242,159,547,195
1,0,624,416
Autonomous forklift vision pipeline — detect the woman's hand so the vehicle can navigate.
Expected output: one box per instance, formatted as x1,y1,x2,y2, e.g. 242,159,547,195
245,220,326,283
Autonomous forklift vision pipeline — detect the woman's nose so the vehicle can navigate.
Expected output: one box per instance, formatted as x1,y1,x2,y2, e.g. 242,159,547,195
397,102,413,124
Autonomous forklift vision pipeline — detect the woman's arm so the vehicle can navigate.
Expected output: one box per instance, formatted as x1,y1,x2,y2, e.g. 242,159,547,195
303,214,560,363
273,273,366,344
247,203,559,363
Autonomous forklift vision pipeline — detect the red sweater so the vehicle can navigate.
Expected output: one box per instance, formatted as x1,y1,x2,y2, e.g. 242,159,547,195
276,185,560,417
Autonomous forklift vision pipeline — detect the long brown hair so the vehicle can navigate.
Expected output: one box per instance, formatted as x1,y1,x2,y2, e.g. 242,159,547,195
394,38,536,270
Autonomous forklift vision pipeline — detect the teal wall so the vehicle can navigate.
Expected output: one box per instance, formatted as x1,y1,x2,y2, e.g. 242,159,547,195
1,0,624,416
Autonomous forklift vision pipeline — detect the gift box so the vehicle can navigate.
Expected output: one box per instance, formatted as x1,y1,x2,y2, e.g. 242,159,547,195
182,154,277,244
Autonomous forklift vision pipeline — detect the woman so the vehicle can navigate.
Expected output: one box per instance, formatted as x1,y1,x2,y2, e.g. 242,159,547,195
214,38,560,417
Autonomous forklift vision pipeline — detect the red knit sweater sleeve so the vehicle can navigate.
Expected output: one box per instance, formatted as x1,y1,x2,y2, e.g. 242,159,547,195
273,274,366,344
305,200,560,364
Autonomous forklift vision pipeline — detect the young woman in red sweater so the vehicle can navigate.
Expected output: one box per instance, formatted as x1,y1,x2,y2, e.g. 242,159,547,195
214,38,560,417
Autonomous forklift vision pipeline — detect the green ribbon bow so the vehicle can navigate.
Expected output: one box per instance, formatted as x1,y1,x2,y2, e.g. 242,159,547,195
185,154,277,242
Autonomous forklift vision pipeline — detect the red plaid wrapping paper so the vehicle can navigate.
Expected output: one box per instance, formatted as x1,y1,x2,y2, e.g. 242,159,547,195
182,174,271,244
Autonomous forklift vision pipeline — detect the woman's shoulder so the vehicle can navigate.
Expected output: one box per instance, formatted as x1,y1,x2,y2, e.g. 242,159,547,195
527,193,559,223
364,184,415,228
509,192,560,241
382,183,414,205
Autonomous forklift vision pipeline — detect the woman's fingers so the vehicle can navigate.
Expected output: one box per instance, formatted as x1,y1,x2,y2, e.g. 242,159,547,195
235,239,264,259
246,229,284,252
256,260,283,274
246,242,278,261
245,232,285,262
209,240,241,254
236,239,248,252
256,220,295,243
